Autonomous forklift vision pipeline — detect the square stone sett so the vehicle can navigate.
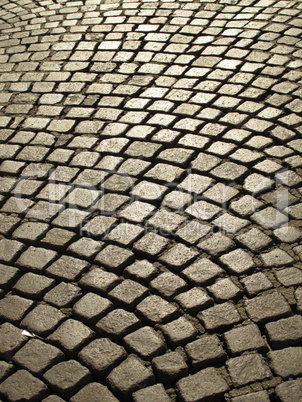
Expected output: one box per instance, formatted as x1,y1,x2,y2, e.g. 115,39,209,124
198,302,242,332
12,222,49,243
26,201,62,223
237,228,273,252
95,245,134,274
231,391,270,402
119,201,155,223
47,319,94,354
0,238,25,263
136,295,179,325
227,353,272,387
182,258,224,286
102,174,136,193
131,180,168,202
161,317,198,347
106,223,144,246
123,258,158,285
108,279,149,310
79,267,120,295
21,304,66,337
46,256,89,282
68,237,103,259
0,323,28,359
213,213,250,235
0,361,14,382
124,142,161,159
96,309,141,339
245,291,292,324
224,324,268,356
157,148,194,166
0,264,20,291
152,351,188,383
73,292,113,324
241,272,273,297
13,338,64,375
275,379,302,402
14,272,55,299
144,163,185,183
41,227,75,249
265,315,302,348
16,246,58,272
0,295,34,324
274,225,302,244
0,215,21,237
207,278,242,303
185,334,227,371
175,287,213,314
159,244,199,270
134,232,170,259
0,370,48,402
211,161,247,181
133,384,171,402
269,347,302,379
43,360,91,397
219,249,256,275
275,267,302,287
176,221,210,244
79,338,126,377
150,272,187,300
107,356,155,398
176,367,229,402
70,383,118,402
44,282,83,308
185,200,221,221
178,173,213,195
118,158,151,177
81,215,117,238
252,207,288,230
124,326,166,359
198,234,236,257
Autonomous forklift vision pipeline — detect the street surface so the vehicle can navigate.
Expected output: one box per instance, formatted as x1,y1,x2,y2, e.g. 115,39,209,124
0,0,302,400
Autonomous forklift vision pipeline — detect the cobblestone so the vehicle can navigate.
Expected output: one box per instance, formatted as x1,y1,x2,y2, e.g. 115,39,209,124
1,0,302,399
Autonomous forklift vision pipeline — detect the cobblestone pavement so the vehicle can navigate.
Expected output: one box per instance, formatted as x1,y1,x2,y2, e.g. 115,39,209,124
0,0,302,400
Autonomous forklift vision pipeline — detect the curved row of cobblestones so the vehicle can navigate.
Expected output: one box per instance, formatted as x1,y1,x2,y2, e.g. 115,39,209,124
0,0,302,400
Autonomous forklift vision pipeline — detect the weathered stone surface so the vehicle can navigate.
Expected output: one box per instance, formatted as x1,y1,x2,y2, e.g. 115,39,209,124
269,347,302,379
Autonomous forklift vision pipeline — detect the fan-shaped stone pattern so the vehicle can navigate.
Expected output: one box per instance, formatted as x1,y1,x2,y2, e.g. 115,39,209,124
0,0,302,400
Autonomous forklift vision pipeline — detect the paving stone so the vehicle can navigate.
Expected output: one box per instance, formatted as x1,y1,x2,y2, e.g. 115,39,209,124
0,264,20,291
198,233,236,256
182,258,224,286
95,245,134,274
227,353,272,387
185,334,227,371
269,347,302,379
274,379,302,402
273,225,302,243
152,351,188,383
0,361,14,382
0,370,48,402
161,317,198,347
81,215,117,237
73,292,113,324
198,302,242,332
132,383,171,402
231,391,270,402
44,282,83,308
136,295,179,325
48,319,94,354
96,309,141,339
237,228,273,252
144,163,184,183
107,356,155,397
108,279,148,309
134,232,170,258
260,249,294,267
70,383,119,402
275,267,302,287
176,367,229,402
219,249,256,275
16,246,58,272
0,322,28,359
0,238,24,263
13,338,64,375
175,287,213,313
0,294,34,324
124,326,166,359
208,278,242,302
46,255,89,281
150,271,187,300
106,223,144,246
79,268,120,295
245,291,292,324
131,180,168,202
224,323,268,356
241,272,273,297
79,338,126,376
21,304,66,337
124,260,158,285
265,315,302,348
43,360,91,397
159,243,199,270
